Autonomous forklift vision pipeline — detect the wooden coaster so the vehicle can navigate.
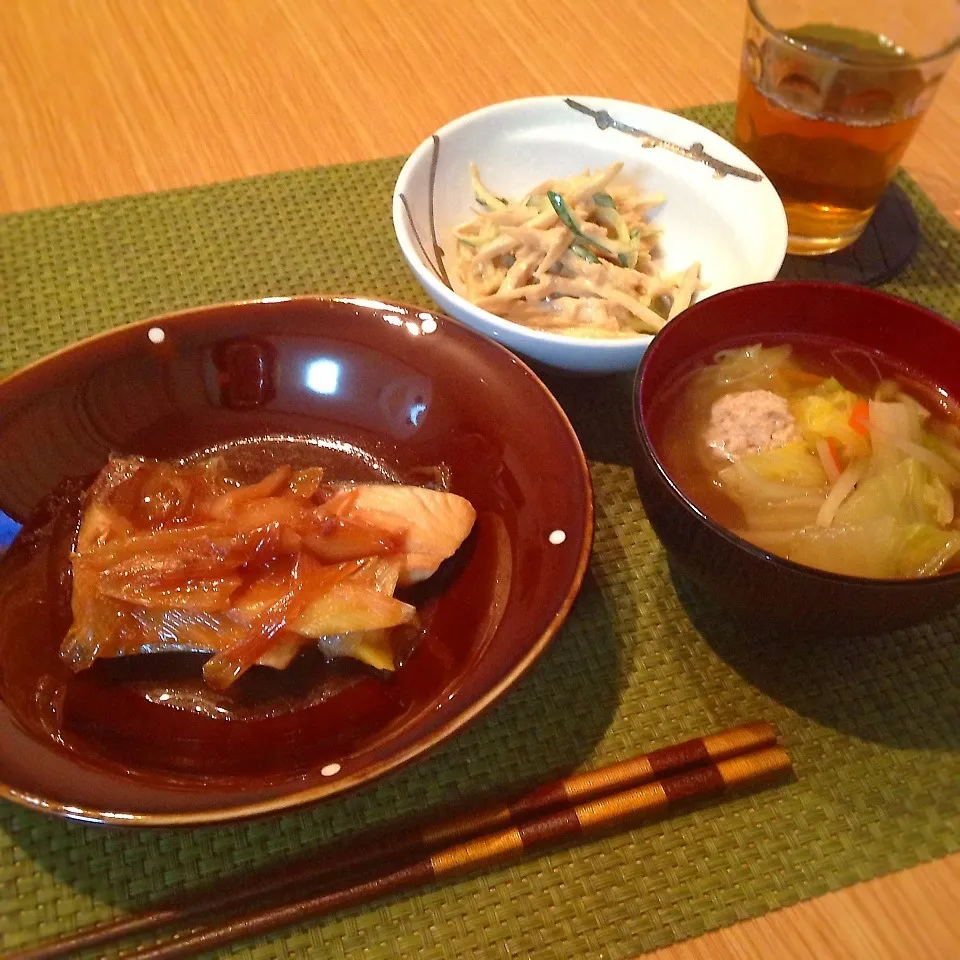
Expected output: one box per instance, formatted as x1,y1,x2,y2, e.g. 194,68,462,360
777,183,920,287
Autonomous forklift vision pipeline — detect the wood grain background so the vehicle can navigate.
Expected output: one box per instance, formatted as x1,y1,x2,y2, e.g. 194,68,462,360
1,0,958,221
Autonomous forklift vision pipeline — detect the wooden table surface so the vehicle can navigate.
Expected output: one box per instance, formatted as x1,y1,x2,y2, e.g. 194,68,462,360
1,2,958,958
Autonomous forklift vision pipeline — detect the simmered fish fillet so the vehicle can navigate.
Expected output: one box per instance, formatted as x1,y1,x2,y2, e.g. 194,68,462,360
319,484,477,585
61,457,476,689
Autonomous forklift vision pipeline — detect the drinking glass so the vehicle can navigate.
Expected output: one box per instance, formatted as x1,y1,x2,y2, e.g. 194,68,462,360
734,0,959,255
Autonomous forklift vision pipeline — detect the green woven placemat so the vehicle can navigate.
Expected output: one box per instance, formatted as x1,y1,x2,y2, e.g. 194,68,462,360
1,103,958,960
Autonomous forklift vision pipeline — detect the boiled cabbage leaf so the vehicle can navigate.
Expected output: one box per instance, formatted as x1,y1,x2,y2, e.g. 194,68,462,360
704,343,793,391
792,390,869,458
837,458,948,527
898,524,960,578
747,517,960,579
718,445,827,532
738,440,828,487
749,518,899,578
736,456,960,577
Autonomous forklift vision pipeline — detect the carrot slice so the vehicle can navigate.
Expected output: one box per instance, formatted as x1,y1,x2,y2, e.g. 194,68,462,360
781,366,826,386
849,398,870,436
826,437,842,470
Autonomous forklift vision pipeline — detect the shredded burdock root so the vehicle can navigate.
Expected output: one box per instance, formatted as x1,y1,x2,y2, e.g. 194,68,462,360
453,162,702,338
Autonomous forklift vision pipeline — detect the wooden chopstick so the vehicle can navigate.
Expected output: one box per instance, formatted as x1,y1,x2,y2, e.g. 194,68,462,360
122,744,792,960
11,720,779,960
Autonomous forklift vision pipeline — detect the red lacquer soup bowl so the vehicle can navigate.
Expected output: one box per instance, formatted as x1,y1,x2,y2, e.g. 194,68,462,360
632,281,960,636
0,297,593,826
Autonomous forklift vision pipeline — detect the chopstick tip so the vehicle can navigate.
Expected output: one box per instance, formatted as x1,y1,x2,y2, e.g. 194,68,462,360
716,745,793,790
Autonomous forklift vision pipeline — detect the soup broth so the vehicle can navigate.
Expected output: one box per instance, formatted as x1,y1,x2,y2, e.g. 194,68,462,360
648,336,960,579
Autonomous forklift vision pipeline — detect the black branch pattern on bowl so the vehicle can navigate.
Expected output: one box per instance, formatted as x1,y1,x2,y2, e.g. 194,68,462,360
564,98,763,183
399,135,452,289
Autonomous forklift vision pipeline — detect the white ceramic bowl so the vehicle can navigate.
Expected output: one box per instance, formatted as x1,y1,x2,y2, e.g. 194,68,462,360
393,96,788,374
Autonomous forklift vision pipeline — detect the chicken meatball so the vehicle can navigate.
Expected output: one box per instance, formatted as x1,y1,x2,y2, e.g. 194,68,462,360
704,389,799,461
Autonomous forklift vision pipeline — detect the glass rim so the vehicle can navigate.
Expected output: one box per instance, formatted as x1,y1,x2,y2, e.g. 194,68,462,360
747,0,960,68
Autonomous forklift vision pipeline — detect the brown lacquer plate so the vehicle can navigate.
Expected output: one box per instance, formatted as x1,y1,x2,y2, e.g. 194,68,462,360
0,297,593,826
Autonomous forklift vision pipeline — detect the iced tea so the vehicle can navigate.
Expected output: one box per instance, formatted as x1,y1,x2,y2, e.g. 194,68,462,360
733,8,955,255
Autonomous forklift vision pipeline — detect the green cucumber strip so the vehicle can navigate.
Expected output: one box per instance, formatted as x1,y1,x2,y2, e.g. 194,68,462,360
547,190,620,261
569,243,601,263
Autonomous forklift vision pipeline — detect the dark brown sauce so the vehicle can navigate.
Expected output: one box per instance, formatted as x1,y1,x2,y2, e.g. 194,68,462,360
0,437,480,778
647,335,960,573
